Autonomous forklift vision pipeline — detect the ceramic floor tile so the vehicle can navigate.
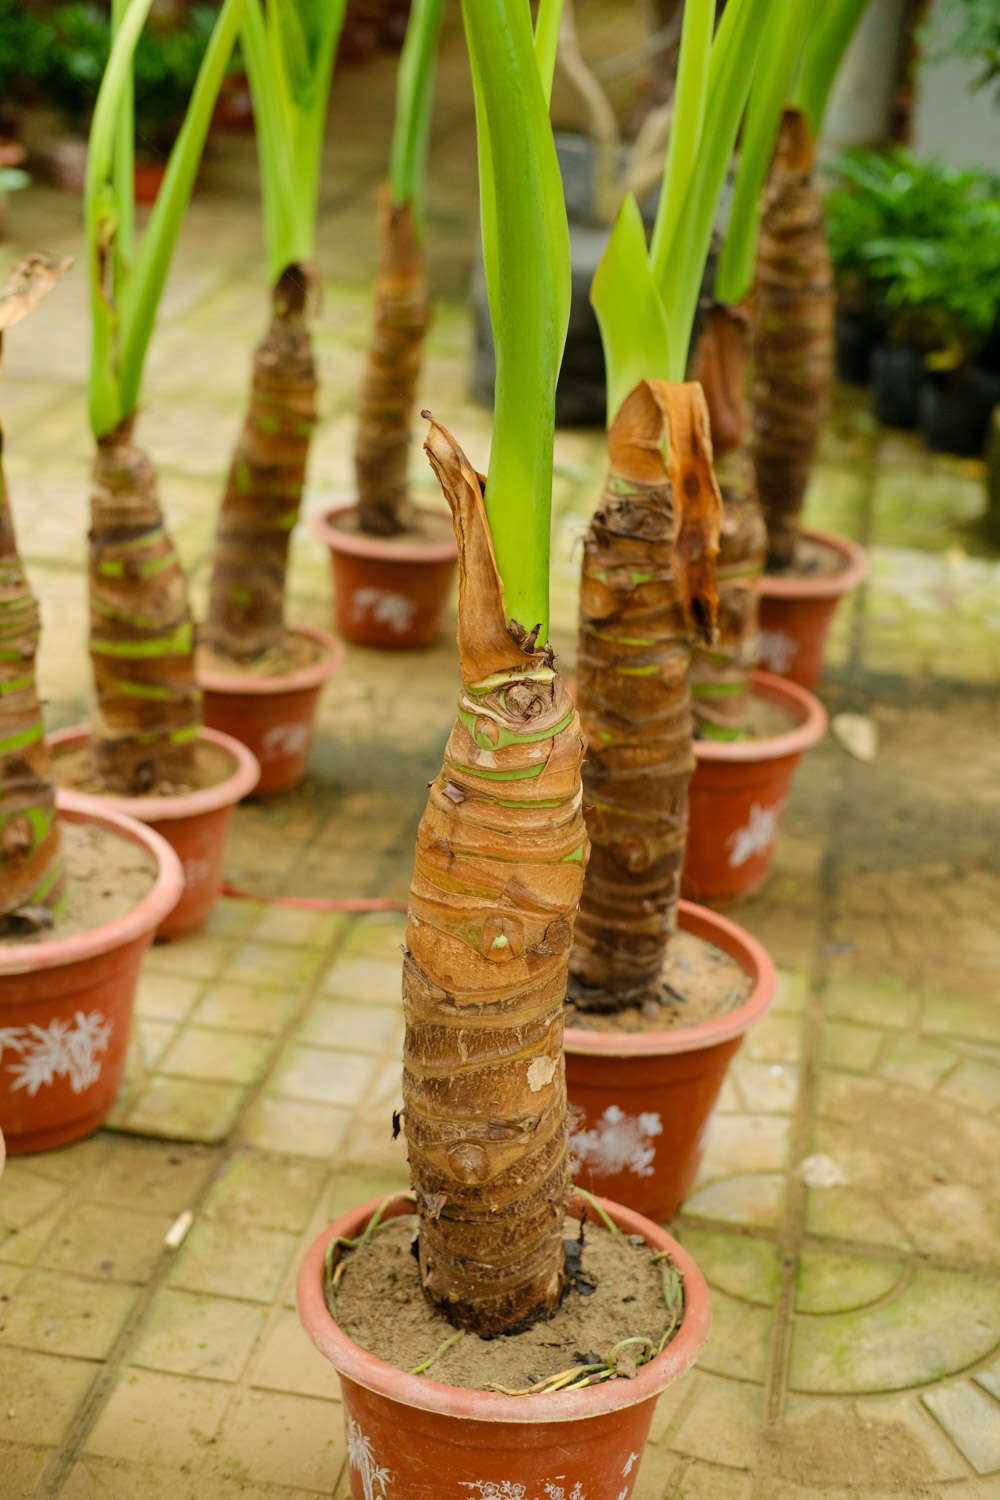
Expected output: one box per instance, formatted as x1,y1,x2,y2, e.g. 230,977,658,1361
247,1307,343,1400
0,1346,100,1444
922,1381,1000,1475
129,1286,267,1382
88,1139,217,1214
296,998,402,1055
268,1044,379,1107
319,957,402,1006
236,1093,355,1159
165,1218,298,1302
0,1269,138,1359
199,1153,326,1233
0,1439,55,1492
250,904,348,948
40,1203,173,1284
83,1367,233,1466
118,1076,247,1144
158,1026,274,1085
189,982,303,1036
212,1389,345,1492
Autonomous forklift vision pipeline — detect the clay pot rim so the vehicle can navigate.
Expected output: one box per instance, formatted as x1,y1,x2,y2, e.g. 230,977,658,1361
48,724,260,824
196,623,345,697
0,795,184,978
565,898,776,1058
694,670,827,764
313,502,459,564
758,527,868,601
297,1190,710,1425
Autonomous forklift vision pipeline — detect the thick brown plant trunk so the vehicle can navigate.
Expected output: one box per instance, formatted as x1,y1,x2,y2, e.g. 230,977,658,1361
690,302,766,737
402,417,588,1337
752,108,835,570
0,478,65,933
205,263,318,661
355,187,430,537
570,382,721,1012
89,418,201,794
0,255,69,932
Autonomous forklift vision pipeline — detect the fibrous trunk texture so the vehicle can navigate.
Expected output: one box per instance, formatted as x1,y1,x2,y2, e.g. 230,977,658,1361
0,476,65,933
402,416,587,1337
570,381,721,1012
0,254,69,932
205,263,317,661
355,188,430,536
690,303,766,738
89,417,201,794
752,108,835,571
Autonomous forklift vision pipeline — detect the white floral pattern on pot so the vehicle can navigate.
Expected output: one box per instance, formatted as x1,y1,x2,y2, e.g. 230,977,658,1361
726,799,785,868
570,1105,663,1179
757,627,797,675
347,1418,394,1499
259,722,311,761
351,588,417,634
0,1011,112,1096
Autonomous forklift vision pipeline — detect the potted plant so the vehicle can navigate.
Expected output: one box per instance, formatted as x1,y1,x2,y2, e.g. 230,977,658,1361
558,0,788,1220
313,0,461,651
678,1,870,900
470,0,685,427
298,7,710,1495
23,2,226,199
197,0,348,791
0,253,184,1155
825,147,1000,427
46,0,259,940
742,5,874,694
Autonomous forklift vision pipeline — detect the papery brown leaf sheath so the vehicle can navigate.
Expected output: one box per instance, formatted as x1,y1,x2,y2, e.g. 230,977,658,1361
570,381,721,1011
205,263,317,661
402,416,587,1336
355,188,430,536
691,305,766,735
89,417,201,794
752,108,835,570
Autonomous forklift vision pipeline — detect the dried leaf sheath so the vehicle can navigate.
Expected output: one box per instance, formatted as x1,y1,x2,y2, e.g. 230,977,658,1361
89,418,201,794
752,108,835,570
570,382,721,1010
355,189,430,536
402,418,588,1337
690,304,766,736
205,264,318,661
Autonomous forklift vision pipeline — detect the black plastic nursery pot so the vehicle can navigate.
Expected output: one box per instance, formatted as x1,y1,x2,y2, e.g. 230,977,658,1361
871,343,925,430
835,307,882,386
918,366,1000,457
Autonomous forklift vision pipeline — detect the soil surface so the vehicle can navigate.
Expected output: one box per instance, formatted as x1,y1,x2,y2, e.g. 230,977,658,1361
566,928,751,1033
197,627,323,680
4,821,158,943
329,505,456,548
330,1213,683,1392
53,737,235,800
768,532,847,579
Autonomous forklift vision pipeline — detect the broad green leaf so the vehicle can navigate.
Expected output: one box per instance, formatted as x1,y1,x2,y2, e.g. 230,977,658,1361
389,0,443,233
591,195,671,425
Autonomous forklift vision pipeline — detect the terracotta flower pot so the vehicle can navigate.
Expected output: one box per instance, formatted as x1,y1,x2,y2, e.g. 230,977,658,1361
682,671,827,907
313,504,458,649
0,798,184,1154
48,726,259,940
756,527,868,690
198,625,344,795
565,901,775,1223
297,1191,711,1500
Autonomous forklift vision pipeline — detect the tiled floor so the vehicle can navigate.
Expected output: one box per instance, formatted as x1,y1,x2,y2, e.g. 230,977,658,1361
1,13,999,1500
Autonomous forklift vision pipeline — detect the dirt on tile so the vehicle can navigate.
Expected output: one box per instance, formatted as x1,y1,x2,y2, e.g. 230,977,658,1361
760,1406,940,1496
329,1212,685,1392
